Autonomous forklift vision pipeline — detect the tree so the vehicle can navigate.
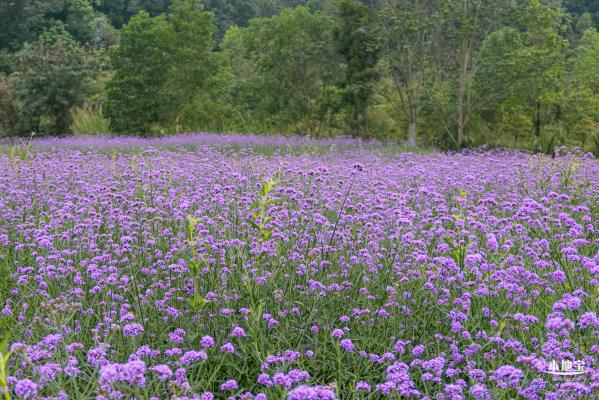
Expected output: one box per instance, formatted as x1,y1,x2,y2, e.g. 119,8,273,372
379,0,434,146
105,0,225,134
564,0,599,29
167,0,233,132
104,11,174,134
334,0,381,134
572,28,599,93
431,0,517,148
0,1,55,51
204,0,276,39
96,0,173,27
13,26,97,135
167,0,221,104
0,74,18,136
575,12,593,34
64,0,101,43
0,0,116,51
564,28,599,148
475,0,566,142
222,6,339,134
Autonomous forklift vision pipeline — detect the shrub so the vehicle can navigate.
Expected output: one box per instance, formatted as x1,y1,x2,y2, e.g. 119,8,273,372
71,105,110,135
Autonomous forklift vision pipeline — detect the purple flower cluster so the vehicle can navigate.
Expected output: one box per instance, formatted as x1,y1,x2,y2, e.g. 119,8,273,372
14,379,37,399
99,359,146,388
287,385,337,400
0,135,597,399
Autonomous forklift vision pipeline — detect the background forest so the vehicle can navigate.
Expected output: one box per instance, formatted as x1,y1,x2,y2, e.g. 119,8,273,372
1,0,599,153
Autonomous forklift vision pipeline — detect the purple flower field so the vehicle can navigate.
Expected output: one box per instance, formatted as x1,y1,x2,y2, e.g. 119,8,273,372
0,135,597,400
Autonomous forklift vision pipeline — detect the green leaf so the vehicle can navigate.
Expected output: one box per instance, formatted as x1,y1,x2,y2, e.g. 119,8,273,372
248,219,261,230
249,200,260,210
263,229,273,240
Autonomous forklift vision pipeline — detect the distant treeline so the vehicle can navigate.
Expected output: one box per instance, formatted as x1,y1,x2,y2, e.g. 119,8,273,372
1,0,599,153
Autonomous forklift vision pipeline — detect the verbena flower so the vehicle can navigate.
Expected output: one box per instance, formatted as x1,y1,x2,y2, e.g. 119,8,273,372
287,385,337,400
220,379,238,391
14,379,37,399
122,323,144,337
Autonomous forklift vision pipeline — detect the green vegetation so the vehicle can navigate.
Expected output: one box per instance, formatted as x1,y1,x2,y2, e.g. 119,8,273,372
11,26,99,134
1,0,599,152
223,6,338,134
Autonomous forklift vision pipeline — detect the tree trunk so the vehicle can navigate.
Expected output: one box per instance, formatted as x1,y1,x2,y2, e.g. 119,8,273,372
56,111,69,135
456,0,470,150
534,101,541,137
457,47,468,149
407,119,417,147
355,110,365,134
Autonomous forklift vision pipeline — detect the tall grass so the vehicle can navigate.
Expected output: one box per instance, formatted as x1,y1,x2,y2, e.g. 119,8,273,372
70,105,110,135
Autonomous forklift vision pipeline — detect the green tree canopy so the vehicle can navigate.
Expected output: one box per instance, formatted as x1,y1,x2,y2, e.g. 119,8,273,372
476,0,567,139
334,0,381,134
104,11,173,134
105,0,226,134
13,26,98,135
0,0,116,51
222,6,339,134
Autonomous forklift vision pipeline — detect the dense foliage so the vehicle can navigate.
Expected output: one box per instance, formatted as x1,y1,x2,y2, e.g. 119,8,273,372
0,135,597,399
1,0,599,152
